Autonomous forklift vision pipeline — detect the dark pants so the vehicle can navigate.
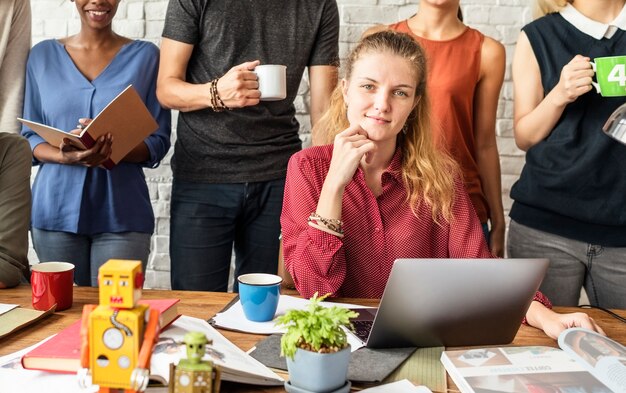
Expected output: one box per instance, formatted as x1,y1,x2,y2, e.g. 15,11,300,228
170,178,284,292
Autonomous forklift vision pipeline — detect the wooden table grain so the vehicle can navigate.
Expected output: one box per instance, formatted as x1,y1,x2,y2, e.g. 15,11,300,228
1,286,624,392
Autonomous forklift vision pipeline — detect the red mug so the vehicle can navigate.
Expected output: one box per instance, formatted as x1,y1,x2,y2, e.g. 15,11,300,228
31,262,75,311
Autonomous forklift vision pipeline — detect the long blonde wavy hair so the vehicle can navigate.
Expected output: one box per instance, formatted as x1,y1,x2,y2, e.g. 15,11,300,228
313,31,459,223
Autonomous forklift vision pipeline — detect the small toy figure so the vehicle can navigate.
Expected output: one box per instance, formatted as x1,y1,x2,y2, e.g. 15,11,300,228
169,332,221,393
78,259,160,393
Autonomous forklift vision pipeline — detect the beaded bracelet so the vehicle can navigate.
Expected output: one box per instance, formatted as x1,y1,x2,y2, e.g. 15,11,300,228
209,78,230,112
209,79,221,112
308,220,345,238
308,213,344,235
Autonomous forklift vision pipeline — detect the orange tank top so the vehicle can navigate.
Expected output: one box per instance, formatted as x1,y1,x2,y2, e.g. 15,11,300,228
390,20,489,223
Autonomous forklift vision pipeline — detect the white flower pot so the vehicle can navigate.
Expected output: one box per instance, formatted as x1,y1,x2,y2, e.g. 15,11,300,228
286,345,351,393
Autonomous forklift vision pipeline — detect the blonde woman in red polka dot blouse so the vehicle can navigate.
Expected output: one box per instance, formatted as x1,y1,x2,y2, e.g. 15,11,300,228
280,31,604,339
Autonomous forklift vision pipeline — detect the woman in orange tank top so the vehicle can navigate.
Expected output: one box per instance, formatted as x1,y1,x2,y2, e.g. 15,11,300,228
364,0,506,257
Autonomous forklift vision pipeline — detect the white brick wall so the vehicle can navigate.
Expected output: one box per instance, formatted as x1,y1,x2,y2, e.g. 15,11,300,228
28,0,530,289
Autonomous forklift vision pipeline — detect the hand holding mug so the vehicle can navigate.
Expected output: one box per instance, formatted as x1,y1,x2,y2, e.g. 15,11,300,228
253,65,287,101
326,125,376,190
554,55,594,105
215,60,262,108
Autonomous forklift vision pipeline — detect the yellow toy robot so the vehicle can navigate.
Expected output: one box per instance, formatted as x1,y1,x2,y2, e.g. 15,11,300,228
79,260,160,393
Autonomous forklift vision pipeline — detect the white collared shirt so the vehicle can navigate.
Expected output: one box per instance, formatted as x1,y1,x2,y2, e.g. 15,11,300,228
560,2,626,39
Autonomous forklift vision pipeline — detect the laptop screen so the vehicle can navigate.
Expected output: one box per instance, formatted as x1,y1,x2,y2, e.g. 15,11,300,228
356,258,548,349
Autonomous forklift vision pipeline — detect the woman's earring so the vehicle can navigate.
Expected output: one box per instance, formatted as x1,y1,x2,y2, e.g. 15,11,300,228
402,123,408,134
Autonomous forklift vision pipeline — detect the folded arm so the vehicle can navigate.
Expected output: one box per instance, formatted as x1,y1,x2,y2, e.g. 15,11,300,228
280,153,347,298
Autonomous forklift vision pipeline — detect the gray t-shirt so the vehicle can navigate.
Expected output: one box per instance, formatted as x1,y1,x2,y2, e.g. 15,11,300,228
162,0,339,183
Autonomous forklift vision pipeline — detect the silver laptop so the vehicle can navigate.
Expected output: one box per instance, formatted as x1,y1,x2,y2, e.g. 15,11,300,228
349,258,549,348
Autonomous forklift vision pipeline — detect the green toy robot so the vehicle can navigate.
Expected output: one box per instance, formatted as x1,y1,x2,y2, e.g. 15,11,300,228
169,332,221,393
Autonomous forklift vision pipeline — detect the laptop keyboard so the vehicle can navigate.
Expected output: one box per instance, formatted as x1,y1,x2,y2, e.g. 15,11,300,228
352,320,373,342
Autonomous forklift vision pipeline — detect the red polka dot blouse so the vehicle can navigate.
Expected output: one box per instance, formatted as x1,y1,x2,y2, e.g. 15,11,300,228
280,145,551,310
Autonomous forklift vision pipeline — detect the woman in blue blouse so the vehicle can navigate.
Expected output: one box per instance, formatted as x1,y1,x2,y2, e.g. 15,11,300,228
21,0,171,286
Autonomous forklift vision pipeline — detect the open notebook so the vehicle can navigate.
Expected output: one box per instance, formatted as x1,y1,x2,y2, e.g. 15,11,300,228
19,85,158,170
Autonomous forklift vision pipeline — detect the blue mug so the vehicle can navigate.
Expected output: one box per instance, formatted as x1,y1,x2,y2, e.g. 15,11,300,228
237,273,283,322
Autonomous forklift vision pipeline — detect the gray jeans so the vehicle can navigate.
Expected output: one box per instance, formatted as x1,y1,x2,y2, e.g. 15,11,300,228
507,220,626,309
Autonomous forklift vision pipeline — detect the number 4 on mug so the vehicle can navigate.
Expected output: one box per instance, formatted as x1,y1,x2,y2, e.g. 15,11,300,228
607,64,626,86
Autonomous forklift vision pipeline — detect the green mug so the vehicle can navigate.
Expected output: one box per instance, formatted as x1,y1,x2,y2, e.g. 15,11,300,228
591,56,626,97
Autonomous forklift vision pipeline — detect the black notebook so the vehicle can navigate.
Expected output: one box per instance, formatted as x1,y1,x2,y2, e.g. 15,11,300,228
248,334,415,384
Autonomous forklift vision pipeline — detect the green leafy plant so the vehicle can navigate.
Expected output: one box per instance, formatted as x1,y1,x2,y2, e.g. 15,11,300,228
275,292,359,360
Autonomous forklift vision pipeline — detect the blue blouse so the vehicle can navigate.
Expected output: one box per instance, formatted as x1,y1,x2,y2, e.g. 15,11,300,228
21,40,171,235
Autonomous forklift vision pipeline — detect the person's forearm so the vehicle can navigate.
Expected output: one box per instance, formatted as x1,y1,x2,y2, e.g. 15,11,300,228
156,77,211,112
309,65,338,143
33,143,64,164
475,144,505,228
525,300,555,331
309,67,337,125
514,87,568,151
315,179,344,221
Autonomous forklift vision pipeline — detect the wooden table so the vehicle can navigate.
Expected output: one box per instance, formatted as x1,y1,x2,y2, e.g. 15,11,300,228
1,286,624,392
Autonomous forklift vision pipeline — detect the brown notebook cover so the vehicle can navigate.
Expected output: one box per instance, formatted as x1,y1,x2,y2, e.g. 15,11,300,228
18,85,158,170
0,305,56,340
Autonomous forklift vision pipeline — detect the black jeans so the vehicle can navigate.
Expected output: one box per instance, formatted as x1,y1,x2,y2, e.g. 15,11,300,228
169,178,284,292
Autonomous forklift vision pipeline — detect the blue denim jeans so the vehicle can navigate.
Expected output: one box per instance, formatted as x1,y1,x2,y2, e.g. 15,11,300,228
31,228,151,287
507,220,626,308
169,178,284,292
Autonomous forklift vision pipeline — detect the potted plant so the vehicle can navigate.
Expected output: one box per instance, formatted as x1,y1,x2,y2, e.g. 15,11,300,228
275,292,358,393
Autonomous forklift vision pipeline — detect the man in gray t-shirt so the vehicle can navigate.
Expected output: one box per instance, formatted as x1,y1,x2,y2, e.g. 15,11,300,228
158,0,339,292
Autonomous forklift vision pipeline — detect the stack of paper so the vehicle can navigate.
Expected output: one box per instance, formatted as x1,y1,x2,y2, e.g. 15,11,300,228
210,295,374,350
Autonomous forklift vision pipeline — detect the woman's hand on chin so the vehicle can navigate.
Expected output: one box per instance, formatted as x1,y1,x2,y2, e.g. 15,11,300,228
326,124,375,189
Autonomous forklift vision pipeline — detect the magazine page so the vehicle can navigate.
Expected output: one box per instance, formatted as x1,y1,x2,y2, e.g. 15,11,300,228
441,346,612,393
151,315,283,386
559,327,626,393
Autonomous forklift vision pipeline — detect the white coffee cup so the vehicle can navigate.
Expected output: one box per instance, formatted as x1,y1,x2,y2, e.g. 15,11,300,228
254,65,287,101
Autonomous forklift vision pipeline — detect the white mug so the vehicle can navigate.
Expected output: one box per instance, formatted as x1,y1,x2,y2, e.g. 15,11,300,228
254,65,287,101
